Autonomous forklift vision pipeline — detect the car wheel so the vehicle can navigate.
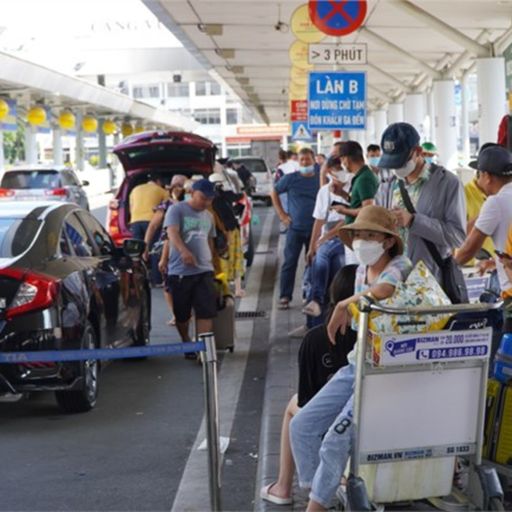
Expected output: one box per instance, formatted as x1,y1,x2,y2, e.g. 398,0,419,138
244,229,255,268
133,289,151,358
55,321,99,414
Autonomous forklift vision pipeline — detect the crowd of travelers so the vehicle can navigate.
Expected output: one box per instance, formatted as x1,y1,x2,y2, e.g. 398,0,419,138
128,159,254,358
262,121,512,510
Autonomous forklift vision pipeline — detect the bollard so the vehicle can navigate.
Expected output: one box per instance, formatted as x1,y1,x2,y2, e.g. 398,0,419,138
200,332,222,511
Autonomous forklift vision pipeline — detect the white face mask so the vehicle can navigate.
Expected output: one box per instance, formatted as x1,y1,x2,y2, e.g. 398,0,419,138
332,170,348,182
393,158,416,179
352,239,385,266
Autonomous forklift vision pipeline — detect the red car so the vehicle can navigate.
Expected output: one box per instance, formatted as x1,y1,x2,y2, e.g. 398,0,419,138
107,131,216,246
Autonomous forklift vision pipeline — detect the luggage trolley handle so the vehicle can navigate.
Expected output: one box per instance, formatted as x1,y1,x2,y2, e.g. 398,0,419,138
351,297,503,477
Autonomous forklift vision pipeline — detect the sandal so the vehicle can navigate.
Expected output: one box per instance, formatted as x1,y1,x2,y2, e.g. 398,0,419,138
278,298,290,310
260,483,292,506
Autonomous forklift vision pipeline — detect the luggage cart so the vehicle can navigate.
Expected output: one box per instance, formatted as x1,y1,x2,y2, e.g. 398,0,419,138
347,299,505,511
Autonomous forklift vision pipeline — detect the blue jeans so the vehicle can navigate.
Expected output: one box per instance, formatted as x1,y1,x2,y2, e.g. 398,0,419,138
280,228,311,301
310,238,345,304
129,221,149,241
290,363,355,508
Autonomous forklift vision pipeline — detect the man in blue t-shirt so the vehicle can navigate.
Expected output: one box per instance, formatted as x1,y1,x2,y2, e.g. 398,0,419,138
271,147,320,309
164,179,218,358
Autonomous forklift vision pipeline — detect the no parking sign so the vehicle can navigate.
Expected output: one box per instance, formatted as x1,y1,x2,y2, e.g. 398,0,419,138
308,0,367,37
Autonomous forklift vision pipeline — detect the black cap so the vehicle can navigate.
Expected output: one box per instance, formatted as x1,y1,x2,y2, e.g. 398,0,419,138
379,122,420,169
217,157,229,165
339,140,363,159
476,146,512,176
468,143,500,170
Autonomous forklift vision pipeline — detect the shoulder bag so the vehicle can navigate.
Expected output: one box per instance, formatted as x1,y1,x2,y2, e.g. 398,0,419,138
398,179,468,304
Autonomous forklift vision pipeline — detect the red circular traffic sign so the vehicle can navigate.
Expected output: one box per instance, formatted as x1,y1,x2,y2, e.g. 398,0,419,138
308,0,367,37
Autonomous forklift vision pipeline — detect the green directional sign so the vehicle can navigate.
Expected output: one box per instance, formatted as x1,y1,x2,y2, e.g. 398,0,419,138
505,43,512,92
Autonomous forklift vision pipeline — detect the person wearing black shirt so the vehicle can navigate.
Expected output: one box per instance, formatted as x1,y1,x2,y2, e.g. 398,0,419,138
260,265,357,506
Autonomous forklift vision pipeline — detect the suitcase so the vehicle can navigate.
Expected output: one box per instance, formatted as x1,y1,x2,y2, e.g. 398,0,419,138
493,382,512,465
484,379,512,465
213,295,235,352
494,333,512,384
484,379,502,459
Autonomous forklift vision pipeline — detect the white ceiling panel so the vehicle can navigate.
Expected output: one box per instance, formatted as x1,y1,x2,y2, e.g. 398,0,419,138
144,0,512,123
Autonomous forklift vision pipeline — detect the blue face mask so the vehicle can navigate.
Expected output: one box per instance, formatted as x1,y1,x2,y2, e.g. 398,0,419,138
184,193,192,201
299,165,315,175
425,156,434,165
368,156,380,167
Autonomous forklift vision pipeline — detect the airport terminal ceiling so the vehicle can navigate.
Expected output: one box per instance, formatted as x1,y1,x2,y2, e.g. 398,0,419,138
144,0,512,124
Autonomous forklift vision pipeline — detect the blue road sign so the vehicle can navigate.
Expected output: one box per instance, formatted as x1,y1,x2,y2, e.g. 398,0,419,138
291,121,314,141
308,71,366,131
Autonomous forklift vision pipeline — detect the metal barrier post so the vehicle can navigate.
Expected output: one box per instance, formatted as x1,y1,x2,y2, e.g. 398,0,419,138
199,332,222,511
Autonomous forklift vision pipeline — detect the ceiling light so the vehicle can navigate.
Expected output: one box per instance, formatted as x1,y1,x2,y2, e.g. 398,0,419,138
197,24,223,36
215,48,235,59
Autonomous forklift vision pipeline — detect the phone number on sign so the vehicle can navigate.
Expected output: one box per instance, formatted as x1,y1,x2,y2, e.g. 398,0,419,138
417,345,488,360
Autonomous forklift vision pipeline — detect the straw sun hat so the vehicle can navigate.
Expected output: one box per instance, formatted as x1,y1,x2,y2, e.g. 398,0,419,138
338,205,404,255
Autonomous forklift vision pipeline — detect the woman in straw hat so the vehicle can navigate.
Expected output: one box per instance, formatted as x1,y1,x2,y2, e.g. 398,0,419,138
289,205,412,511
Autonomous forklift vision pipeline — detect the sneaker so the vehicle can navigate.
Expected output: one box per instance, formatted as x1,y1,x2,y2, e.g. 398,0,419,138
288,325,307,338
277,298,290,310
302,300,322,317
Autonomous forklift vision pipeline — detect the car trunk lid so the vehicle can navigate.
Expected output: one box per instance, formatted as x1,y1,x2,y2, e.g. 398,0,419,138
113,131,216,176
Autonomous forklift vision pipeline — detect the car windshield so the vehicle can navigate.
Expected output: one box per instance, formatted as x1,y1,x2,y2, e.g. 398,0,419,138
236,159,267,173
124,144,210,167
0,218,41,257
1,170,60,189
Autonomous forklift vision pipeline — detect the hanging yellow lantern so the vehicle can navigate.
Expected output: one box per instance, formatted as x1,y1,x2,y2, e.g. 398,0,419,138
58,111,75,131
0,99,9,121
134,124,145,134
102,119,116,135
121,122,133,137
82,115,98,133
27,106,46,126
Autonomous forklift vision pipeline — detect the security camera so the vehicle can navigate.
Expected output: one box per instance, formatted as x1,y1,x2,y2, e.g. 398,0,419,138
274,21,289,33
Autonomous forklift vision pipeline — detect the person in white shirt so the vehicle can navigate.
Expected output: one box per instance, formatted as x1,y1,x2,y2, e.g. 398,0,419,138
456,145,512,300
303,157,353,318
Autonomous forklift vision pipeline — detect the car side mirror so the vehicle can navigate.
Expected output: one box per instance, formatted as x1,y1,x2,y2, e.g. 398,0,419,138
123,239,145,258
82,180,90,187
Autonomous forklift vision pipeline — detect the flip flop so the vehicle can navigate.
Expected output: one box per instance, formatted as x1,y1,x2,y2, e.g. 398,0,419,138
260,483,292,506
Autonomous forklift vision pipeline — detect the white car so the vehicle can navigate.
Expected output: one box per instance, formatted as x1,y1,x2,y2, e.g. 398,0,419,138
231,157,273,206
0,165,90,210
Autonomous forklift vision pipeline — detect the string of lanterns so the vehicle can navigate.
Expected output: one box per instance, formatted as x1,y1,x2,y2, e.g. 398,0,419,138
4,103,145,137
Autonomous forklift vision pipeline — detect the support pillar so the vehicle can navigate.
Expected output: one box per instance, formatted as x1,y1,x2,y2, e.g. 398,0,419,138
75,112,85,171
98,120,107,168
0,131,4,169
477,57,507,147
461,74,471,164
404,93,426,139
24,124,37,164
374,109,388,146
433,80,458,169
427,89,436,143
388,103,404,124
366,114,376,144
52,128,63,165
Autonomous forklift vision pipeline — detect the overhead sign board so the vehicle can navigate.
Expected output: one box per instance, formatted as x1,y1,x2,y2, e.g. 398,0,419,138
309,43,367,65
308,71,366,131
308,0,367,37
290,100,308,122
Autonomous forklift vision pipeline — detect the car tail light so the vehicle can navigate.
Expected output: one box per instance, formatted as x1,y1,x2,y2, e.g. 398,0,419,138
0,268,59,320
0,188,15,198
45,188,67,197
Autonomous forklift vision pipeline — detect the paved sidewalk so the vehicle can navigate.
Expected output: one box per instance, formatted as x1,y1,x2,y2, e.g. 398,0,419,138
255,233,310,511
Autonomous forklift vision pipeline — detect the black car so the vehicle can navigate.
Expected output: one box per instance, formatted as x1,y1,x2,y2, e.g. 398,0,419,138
0,201,151,413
